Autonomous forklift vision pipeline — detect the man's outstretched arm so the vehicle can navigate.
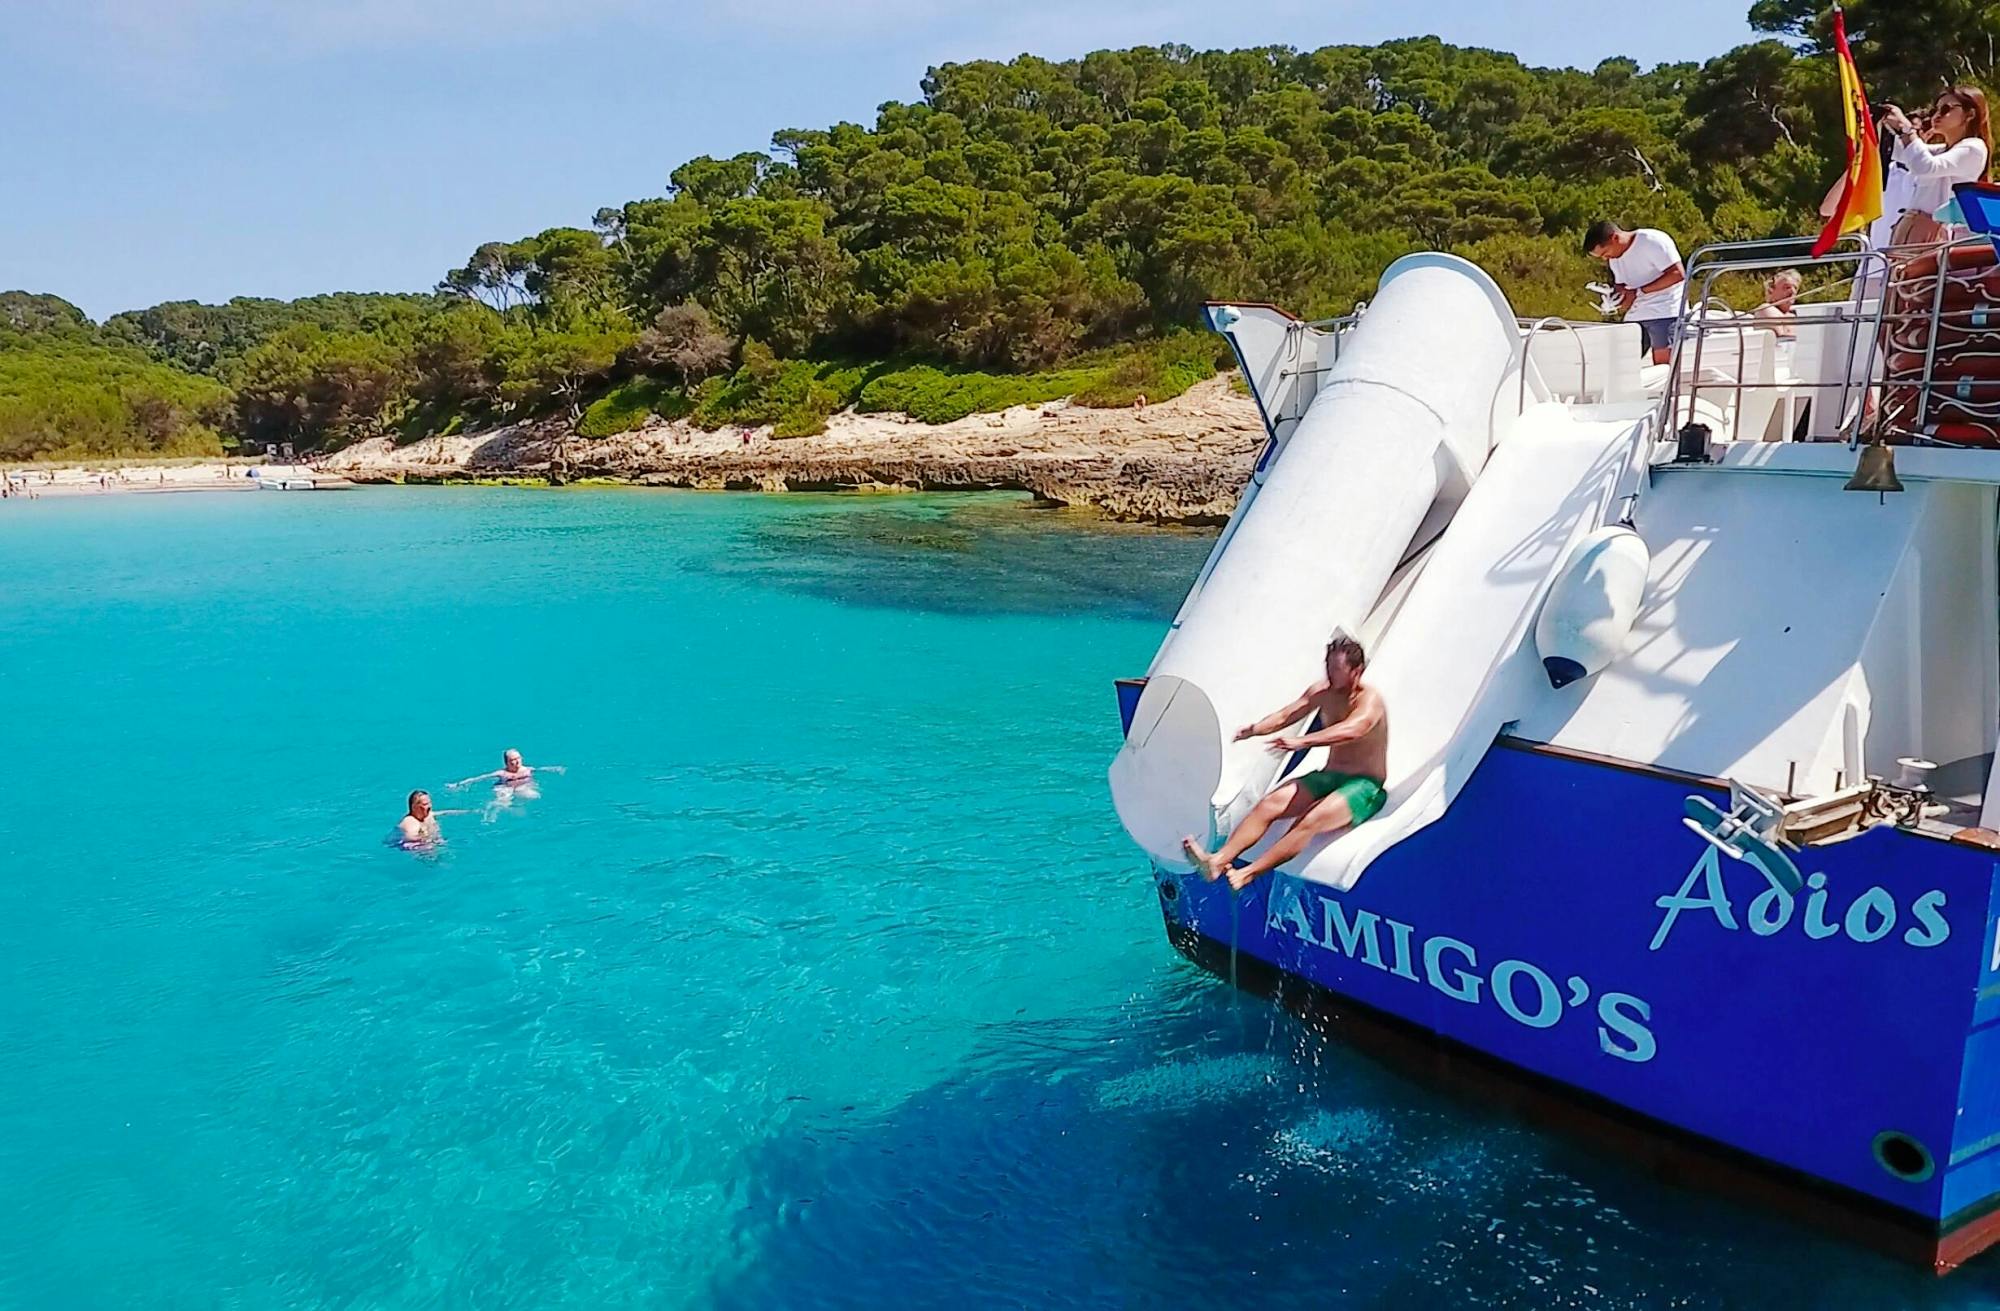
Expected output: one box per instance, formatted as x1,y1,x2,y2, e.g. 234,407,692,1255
1273,690,1382,750
1233,683,1325,741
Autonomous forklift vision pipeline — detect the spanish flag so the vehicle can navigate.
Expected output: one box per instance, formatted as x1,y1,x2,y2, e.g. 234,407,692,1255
1812,6,1884,257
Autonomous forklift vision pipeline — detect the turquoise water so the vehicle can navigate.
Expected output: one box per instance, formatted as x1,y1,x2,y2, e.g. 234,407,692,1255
5,487,2000,1309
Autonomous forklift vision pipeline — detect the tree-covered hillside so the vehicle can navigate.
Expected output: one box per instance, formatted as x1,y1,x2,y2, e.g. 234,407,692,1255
0,293,231,460
5,2,1988,457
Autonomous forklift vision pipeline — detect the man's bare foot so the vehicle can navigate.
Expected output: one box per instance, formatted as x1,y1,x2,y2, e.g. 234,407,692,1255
1182,836,1225,881
1227,864,1265,893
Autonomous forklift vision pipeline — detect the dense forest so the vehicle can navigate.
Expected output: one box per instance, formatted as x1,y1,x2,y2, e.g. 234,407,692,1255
0,0,1988,460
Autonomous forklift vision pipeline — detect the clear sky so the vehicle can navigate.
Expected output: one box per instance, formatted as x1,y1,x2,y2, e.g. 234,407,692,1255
7,0,1761,321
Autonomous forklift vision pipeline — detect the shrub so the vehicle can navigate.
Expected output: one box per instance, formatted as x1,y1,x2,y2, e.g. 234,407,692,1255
636,304,734,384
1069,334,1230,408
579,335,1235,440
577,379,689,437
856,363,1093,423
772,404,828,438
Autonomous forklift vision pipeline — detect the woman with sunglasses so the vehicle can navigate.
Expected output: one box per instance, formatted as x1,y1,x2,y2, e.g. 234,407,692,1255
1877,88,1993,246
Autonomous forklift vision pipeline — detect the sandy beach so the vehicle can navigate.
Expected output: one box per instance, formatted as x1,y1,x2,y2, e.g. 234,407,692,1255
319,375,1266,523
0,461,260,498
5,378,1265,521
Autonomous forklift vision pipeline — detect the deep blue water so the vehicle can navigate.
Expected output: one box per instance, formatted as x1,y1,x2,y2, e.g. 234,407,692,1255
4,487,2000,1309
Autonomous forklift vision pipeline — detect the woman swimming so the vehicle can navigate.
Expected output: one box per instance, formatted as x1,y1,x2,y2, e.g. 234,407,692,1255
449,749,565,811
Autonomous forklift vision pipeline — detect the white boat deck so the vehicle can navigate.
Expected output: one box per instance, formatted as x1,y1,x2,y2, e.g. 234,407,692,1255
1115,239,2000,889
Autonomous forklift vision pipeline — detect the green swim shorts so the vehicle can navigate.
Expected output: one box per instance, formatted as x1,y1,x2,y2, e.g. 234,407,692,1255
1296,770,1387,824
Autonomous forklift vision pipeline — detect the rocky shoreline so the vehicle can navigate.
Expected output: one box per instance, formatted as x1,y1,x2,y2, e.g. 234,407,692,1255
317,375,1263,524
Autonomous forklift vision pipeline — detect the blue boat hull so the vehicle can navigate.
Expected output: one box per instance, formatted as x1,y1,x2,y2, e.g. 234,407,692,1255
1138,703,2000,1269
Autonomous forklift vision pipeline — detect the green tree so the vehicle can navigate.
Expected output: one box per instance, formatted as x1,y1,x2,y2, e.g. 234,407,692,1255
0,292,90,335
105,292,443,374
670,152,770,205
1748,0,2000,96
636,304,735,385
0,329,228,459
499,317,637,419
441,241,536,312
1681,41,1812,162
408,304,509,413
696,198,856,354
227,326,407,450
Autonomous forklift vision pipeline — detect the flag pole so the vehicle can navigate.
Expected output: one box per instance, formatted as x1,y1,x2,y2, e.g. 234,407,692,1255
1811,1,1885,257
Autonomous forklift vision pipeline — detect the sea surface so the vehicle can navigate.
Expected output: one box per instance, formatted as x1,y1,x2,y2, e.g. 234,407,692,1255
4,487,1999,1309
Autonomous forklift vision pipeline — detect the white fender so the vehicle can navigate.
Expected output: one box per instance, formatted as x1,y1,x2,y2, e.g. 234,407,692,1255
1534,524,1650,689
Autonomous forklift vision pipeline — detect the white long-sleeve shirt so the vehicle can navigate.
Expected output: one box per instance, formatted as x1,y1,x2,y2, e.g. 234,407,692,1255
1868,161,1917,249
1869,135,1989,246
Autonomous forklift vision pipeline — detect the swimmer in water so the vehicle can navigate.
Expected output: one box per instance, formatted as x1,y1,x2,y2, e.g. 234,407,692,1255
398,790,443,849
449,749,564,813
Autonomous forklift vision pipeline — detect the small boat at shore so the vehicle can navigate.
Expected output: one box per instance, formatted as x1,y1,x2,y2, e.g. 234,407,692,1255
1111,234,2000,1272
250,466,354,491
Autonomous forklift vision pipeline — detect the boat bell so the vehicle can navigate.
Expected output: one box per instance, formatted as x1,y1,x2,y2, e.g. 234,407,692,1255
1844,442,1904,499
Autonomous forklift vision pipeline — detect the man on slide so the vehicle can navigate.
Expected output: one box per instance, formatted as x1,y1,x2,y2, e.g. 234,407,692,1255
1183,634,1388,892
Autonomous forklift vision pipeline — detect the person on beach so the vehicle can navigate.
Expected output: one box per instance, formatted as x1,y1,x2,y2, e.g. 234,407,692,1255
1183,634,1389,892
449,748,564,809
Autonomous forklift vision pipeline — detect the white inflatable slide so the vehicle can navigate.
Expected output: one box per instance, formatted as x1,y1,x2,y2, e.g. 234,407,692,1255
1286,406,1644,889
1111,252,1653,887
1108,253,1526,869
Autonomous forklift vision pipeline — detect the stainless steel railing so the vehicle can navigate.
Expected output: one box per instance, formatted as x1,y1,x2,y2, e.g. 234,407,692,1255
1664,231,2000,449
1517,316,1592,414
1671,234,1890,447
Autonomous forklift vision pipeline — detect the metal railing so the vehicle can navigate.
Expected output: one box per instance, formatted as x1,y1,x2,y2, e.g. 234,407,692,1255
1661,232,2000,450
1902,234,1996,429
1281,307,1365,384
1242,308,1366,479
1517,316,1592,414
1670,234,1891,447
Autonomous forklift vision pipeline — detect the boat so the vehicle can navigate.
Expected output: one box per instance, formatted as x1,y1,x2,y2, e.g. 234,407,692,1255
250,466,355,491
1109,232,2000,1272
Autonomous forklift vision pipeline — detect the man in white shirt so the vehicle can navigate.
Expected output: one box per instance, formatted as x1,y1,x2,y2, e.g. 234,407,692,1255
1585,220,1687,364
